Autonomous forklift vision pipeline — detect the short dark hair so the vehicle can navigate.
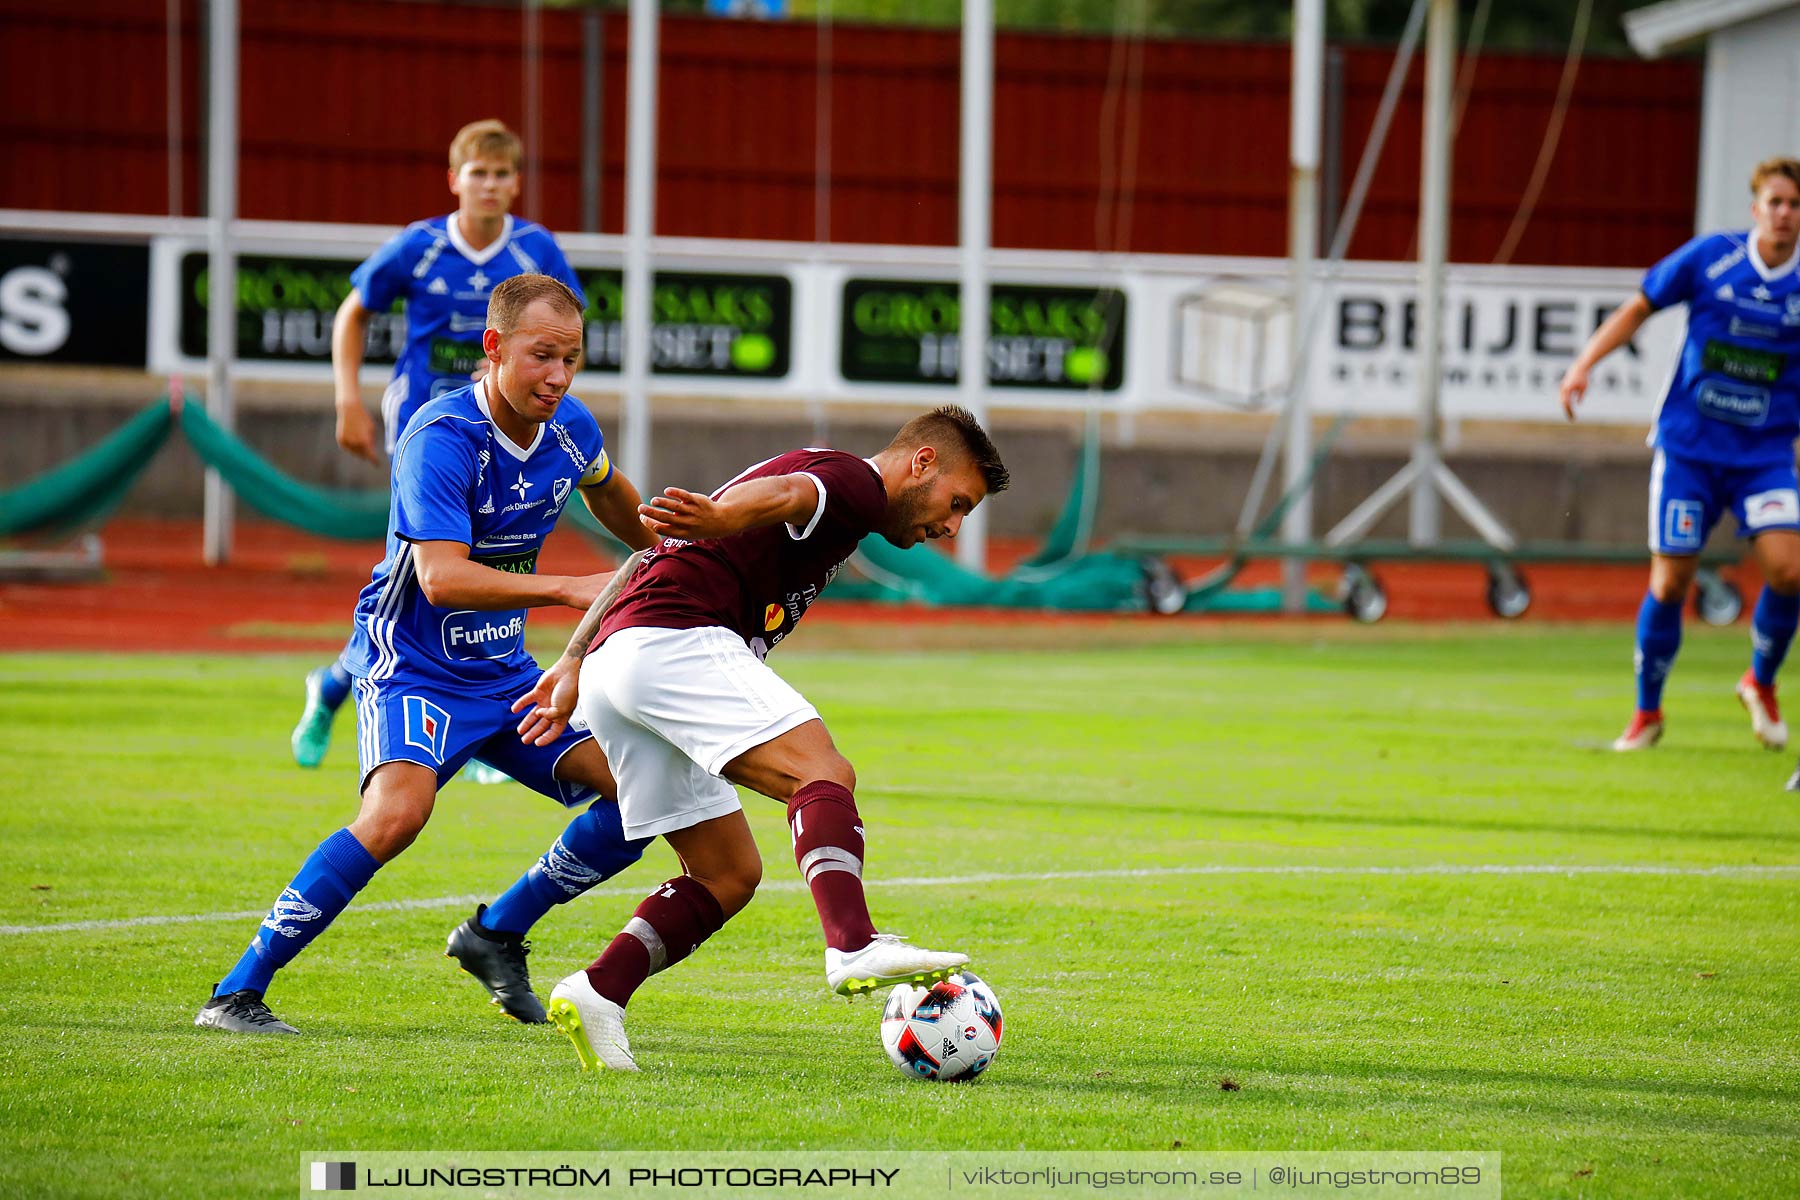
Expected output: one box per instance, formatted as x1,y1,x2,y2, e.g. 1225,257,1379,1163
886,405,1009,495
488,274,584,337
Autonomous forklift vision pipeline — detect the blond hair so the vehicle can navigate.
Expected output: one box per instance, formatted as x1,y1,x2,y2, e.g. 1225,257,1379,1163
488,275,584,336
449,119,522,173
1750,156,1800,195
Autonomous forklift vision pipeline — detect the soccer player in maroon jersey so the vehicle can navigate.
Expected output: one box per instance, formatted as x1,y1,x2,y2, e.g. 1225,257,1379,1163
506,405,1008,1070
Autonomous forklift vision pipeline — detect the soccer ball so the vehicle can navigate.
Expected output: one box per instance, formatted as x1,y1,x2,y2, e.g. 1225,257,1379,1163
880,971,1003,1082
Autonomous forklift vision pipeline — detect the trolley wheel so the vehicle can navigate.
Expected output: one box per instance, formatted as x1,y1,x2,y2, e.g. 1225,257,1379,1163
1138,557,1189,616
1338,563,1388,623
1694,569,1744,627
1484,564,1532,620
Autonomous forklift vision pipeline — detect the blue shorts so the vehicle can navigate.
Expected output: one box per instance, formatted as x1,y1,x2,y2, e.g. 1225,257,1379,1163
1648,448,1800,555
352,673,598,806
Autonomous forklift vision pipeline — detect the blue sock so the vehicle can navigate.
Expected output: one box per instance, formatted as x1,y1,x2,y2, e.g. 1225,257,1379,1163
316,655,353,713
479,802,649,936
1635,592,1684,712
1751,587,1800,686
215,828,381,997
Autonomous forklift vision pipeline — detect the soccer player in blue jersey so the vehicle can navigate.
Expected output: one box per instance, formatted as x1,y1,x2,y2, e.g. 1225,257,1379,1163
1561,157,1800,755
198,277,658,1034
291,119,589,771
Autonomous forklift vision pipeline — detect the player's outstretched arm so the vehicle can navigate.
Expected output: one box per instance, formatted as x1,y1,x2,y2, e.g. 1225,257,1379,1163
639,475,819,541
1560,292,1653,421
580,471,660,551
331,290,383,465
411,539,614,612
513,549,647,746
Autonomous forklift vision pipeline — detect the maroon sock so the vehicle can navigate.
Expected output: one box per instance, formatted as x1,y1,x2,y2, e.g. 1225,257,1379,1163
584,876,726,1008
788,780,878,952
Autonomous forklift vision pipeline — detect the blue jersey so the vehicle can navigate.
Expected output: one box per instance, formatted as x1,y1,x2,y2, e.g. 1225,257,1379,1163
352,214,585,452
342,381,615,690
1644,230,1800,466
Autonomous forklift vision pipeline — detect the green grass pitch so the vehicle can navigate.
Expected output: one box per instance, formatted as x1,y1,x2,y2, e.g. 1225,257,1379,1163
1,624,1796,1198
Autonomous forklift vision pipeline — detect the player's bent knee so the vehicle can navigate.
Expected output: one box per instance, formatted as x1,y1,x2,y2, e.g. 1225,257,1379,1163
1648,563,1696,605
1764,562,1800,594
693,859,761,918
839,757,858,794
779,753,855,799
815,753,856,795
553,739,618,799
727,723,856,801
349,809,429,862
736,856,765,903
350,766,436,862
728,846,765,899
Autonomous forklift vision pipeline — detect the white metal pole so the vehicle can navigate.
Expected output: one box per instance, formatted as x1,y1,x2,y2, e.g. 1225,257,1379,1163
621,0,659,486
956,0,992,572
1282,0,1323,611
1410,0,1454,546
203,0,237,565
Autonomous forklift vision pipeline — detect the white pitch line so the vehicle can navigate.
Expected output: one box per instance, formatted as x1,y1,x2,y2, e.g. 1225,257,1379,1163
3,862,1796,938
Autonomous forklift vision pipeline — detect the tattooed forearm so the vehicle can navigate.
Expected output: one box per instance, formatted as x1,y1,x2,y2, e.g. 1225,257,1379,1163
562,549,647,662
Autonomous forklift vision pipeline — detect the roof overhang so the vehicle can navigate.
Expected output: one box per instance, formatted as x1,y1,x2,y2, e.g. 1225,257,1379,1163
1624,0,1800,59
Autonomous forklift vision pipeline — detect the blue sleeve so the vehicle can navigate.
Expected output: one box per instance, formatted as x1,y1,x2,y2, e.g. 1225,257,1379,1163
392,422,476,546
350,228,419,313
1641,236,1709,312
561,400,613,485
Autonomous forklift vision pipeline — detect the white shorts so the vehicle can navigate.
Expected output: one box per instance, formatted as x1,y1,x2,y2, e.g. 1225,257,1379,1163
578,625,820,840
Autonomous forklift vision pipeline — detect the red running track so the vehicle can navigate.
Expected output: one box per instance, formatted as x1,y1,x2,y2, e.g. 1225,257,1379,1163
0,518,1761,653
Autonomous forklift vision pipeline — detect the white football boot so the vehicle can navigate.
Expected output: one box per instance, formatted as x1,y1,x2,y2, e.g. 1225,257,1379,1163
1736,669,1788,750
1611,710,1664,752
825,933,968,997
548,971,639,1072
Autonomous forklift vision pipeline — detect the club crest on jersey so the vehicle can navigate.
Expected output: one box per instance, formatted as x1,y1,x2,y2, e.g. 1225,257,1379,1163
1663,499,1704,551
552,478,573,510
402,695,453,762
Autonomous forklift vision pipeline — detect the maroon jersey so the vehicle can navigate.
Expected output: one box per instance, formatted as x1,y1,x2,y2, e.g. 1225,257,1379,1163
597,449,887,657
